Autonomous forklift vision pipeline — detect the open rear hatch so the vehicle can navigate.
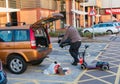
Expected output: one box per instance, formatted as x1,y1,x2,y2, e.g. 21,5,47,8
30,13,64,30
30,13,64,50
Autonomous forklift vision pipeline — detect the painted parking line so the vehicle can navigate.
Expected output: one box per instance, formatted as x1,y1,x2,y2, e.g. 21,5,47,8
114,65,120,84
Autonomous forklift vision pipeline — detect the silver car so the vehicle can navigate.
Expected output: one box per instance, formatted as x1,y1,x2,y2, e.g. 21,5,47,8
82,22,119,34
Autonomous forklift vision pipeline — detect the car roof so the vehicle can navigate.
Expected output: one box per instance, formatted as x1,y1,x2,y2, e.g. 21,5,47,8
101,22,119,24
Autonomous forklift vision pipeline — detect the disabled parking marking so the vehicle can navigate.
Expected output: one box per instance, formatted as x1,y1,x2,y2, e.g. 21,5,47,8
95,43,109,60
114,65,120,84
73,70,87,84
76,43,120,84
8,78,40,84
8,77,74,84
83,73,112,84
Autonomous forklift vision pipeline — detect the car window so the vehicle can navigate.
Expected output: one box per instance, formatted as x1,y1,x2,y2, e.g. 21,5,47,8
0,30,12,42
106,24,113,27
118,23,120,26
115,22,120,26
14,30,30,41
99,24,106,27
93,24,99,28
35,28,47,37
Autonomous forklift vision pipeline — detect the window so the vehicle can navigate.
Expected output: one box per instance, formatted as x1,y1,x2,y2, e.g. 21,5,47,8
0,30,12,42
94,24,99,28
99,24,106,27
35,29,46,37
106,24,113,27
14,30,29,41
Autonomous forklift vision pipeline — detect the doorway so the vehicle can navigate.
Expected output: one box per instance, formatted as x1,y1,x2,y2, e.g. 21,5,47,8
10,12,18,26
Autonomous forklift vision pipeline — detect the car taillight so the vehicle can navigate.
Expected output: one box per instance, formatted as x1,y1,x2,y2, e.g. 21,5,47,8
30,28,36,49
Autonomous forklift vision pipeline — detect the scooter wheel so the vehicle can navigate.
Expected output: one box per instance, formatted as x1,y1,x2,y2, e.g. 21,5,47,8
101,65,109,71
81,64,86,70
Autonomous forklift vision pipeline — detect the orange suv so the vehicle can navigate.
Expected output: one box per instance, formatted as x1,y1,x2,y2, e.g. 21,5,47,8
0,13,63,74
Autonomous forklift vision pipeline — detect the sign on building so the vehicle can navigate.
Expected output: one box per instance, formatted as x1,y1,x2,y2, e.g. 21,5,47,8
105,9,120,14
89,9,96,16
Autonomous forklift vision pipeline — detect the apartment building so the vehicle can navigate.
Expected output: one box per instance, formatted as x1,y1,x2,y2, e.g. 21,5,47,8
0,0,60,28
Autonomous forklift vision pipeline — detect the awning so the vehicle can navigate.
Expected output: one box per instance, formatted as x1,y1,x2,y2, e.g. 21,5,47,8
71,9,88,15
0,7,20,12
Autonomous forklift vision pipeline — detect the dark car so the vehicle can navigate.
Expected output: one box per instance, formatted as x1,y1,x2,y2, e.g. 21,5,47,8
0,61,7,84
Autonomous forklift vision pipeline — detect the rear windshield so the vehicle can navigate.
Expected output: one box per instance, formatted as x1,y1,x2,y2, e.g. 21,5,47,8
34,28,47,37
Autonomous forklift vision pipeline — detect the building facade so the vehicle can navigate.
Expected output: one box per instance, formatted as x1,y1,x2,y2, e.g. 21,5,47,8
0,0,59,28
0,0,120,29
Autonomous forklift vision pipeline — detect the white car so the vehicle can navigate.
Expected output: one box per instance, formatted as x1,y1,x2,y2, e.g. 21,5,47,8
82,22,120,34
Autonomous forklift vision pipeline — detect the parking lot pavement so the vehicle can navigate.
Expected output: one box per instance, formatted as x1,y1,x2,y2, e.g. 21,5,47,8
78,36,120,84
6,34,120,84
6,42,107,84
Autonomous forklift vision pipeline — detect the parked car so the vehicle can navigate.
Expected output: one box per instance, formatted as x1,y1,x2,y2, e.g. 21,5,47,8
82,22,119,34
0,61,7,84
114,22,120,32
0,13,63,74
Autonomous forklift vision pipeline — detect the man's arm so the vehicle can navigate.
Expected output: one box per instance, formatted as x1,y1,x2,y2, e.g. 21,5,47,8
60,29,69,43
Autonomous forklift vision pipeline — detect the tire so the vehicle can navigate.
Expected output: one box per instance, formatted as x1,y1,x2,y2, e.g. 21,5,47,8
106,30,113,34
84,30,90,34
81,64,87,70
7,55,27,74
101,65,109,71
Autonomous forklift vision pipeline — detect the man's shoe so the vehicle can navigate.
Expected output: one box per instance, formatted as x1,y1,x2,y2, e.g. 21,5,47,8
71,62,77,66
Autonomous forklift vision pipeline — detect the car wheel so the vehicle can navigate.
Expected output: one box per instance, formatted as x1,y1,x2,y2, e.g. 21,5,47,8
84,30,90,34
106,30,113,34
7,55,27,74
81,64,87,70
101,65,109,71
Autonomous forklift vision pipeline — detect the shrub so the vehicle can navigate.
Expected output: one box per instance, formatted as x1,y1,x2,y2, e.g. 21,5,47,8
49,32,58,37
49,30,66,37
83,32,92,38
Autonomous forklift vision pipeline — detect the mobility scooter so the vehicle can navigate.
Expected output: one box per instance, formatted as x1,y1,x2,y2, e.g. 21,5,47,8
79,45,109,71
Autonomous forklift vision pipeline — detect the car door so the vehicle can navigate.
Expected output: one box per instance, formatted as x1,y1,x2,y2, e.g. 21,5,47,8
14,29,30,49
0,30,14,63
97,23,107,33
92,24,102,33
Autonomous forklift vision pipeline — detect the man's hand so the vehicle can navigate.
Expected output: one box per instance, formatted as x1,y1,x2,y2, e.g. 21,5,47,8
59,43,63,48
58,39,61,43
